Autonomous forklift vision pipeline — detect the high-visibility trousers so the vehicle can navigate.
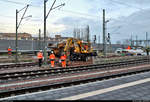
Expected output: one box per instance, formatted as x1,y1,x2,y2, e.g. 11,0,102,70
61,61,66,68
8,51,12,55
50,60,55,68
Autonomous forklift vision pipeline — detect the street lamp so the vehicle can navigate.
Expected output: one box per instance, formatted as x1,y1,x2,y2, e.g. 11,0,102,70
16,5,31,63
43,0,65,65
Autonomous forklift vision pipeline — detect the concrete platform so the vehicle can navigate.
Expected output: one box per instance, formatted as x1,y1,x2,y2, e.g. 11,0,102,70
1,71,150,100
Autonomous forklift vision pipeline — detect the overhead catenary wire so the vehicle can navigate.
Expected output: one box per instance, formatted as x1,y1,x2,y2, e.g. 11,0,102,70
58,9,100,19
0,0,145,11
109,0,144,10
0,0,100,19
0,0,25,5
0,14,15,18
0,0,146,35
0,0,40,7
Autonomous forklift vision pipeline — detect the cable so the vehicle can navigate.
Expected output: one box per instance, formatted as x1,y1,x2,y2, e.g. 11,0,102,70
0,0,100,19
0,0,25,5
58,9,100,19
0,14,15,18
56,0,100,19
0,0,41,8
109,0,144,10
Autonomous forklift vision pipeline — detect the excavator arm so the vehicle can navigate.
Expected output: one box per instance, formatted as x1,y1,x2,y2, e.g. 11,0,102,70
64,38,73,52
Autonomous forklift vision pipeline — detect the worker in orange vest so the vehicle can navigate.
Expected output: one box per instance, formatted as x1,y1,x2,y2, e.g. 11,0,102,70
37,50,43,67
49,51,55,68
84,45,88,51
60,54,67,68
7,46,12,57
126,46,131,50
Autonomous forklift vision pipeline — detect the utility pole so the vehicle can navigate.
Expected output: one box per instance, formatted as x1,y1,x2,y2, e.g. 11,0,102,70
130,34,133,47
136,35,138,49
43,0,65,64
44,0,47,65
86,25,90,42
94,35,96,44
98,35,100,49
39,29,41,50
146,32,148,47
16,9,18,63
15,5,30,63
102,9,106,56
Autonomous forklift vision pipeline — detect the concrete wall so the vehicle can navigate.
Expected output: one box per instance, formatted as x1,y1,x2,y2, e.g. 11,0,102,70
0,39,126,52
0,39,56,51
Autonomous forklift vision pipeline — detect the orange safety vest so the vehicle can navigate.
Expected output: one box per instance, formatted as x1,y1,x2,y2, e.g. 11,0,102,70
126,46,131,50
64,55,67,59
8,48,12,52
61,55,66,61
84,45,88,50
37,52,43,59
49,54,55,60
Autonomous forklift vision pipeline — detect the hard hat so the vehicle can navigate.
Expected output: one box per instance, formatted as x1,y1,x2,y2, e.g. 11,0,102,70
51,50,54,53
40,50,42,52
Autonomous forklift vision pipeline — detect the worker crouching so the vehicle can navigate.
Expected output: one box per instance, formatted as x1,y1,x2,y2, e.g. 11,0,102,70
49,51,55,68
60,54,66,68
37,50,43,67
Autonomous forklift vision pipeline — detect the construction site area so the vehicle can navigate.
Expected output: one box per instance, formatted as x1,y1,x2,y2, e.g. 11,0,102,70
0,0,150,101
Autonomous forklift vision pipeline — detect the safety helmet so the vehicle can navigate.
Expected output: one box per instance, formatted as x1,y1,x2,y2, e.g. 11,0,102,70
51,51,54,54
40,50,42,52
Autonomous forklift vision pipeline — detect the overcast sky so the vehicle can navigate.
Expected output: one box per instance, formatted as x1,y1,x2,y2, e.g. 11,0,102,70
0,0,150,43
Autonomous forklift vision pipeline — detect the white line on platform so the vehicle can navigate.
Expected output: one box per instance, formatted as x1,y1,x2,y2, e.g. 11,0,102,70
59,78,150,100
1,71,150,100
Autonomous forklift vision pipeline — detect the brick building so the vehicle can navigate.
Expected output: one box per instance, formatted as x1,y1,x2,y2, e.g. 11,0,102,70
32,35,71,42
0,32,32,40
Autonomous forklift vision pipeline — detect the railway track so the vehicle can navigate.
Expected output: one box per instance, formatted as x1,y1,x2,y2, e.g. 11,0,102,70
0,57,149,83
0,63,150,98
0,62,38,70
0,56,148,70
0,56,150,98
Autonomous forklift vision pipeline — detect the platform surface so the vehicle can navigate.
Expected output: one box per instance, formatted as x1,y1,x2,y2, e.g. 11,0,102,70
1,71,150,100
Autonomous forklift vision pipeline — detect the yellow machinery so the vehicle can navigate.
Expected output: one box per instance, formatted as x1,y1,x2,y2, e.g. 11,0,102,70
51,38,97,61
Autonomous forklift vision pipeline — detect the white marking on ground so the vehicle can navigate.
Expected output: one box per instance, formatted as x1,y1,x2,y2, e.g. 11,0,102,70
59,78,150,100
1,71,150,100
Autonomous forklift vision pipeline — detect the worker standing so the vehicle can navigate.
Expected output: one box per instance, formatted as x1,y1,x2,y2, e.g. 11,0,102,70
84,45,88,51
60,54,66,68
37,50,43,67
49,51,55,68
7,46,12,57
146,47,149,56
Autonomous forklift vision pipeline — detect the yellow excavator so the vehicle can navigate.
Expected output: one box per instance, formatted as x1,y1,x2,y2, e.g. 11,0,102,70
50,38,97,61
